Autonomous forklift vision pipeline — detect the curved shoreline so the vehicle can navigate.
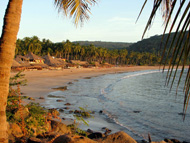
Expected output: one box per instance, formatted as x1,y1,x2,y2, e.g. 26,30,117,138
11,66,161,105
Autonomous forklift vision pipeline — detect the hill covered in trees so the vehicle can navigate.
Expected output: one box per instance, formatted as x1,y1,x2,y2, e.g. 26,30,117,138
126,31,189,55
73,41,133,49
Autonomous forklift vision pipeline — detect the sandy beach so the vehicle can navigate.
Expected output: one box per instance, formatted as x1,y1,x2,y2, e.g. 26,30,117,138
11,66,161,105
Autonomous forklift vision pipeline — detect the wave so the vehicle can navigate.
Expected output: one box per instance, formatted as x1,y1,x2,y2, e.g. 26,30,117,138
121,70,162,79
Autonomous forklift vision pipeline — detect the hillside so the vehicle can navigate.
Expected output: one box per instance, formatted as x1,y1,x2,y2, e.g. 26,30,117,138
127,31,189,54
73,41,133,49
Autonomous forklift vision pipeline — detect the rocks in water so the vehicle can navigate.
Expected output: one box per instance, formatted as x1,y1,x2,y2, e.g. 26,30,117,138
28,97,35,101
69,110,74,113
65,103,71,106
47,94,65,98
56,99,64,102
68,82,73,85
99,110,103,114
52,86,67,91
101,131,137,143
59,109,64,112
102,127,112,135
84,77,91,79
133,111,141,113
87,129,94,134
64,107,70,110
38,97,44,99
88,132,104,139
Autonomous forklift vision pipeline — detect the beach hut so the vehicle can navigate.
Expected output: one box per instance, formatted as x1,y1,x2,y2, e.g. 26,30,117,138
25,52,44,64
12,60,21,67
43,54,63,67
15,55,31,67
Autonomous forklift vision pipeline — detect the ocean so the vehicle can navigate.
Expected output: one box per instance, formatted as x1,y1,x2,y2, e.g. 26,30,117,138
44,69,190,142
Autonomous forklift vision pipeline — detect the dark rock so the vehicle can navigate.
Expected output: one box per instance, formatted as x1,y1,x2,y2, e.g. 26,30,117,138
27,137,42,143
52,135,73,143
39,97,44,99
164,139,173,143
68,82,73,85
47,94,65,98
183,141,190,143
102,127,112,135
64,107,69,110
52,86,67,91
178,113,185,116
133,111,141,113
74,110,81,114
56,100,64,102
171,139,181,143
69,110,73,113
84,77,91,79
88,132,103,139
87,129,94,134
99,110,103,114
28,97,35,100
65,103,71,106
59,109,64,112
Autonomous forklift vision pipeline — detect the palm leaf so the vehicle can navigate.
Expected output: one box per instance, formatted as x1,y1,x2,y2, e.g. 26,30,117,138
137,0,190,116
54,0,97,26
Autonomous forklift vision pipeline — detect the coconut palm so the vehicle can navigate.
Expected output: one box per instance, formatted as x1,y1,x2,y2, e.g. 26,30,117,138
0,0,97,142
138,0,189,116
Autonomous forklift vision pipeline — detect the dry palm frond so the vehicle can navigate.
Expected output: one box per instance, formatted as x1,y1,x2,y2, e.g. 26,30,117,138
54,0,97,26
137,0,190,117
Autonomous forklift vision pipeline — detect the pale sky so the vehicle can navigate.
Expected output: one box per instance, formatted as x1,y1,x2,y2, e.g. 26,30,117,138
0,0,169,43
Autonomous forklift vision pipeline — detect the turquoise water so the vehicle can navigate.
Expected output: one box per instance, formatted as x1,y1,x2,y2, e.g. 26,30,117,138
45,69,190,142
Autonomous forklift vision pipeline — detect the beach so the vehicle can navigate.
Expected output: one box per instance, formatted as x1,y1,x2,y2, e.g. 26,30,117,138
11,66,161,105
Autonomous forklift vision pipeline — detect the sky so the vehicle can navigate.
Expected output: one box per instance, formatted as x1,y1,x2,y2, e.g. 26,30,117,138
0,0,169,43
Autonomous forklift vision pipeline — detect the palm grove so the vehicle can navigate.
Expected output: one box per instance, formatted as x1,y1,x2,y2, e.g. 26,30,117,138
16,36,161,66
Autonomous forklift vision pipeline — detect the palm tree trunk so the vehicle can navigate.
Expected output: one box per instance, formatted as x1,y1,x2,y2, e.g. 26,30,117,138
0,0,23,142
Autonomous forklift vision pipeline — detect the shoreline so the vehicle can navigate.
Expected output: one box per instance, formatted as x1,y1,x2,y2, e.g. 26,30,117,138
11,66,161,132
11,66,161,105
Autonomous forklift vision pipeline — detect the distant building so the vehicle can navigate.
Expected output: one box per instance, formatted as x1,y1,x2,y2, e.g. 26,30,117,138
25,52,44,64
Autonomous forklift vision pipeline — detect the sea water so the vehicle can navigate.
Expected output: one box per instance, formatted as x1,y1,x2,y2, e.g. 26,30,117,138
44,69,190,142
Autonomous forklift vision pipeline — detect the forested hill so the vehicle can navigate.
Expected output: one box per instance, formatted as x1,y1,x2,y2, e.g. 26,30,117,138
126,31,189,54
73,41,133,49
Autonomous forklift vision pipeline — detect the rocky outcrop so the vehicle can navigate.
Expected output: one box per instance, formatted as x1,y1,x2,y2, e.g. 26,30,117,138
51,120,71,134
52,134,98,143
100,131,137,143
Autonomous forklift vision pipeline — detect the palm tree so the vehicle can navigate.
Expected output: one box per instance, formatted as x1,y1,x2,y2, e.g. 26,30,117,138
0,0,97,142
138,0,189,116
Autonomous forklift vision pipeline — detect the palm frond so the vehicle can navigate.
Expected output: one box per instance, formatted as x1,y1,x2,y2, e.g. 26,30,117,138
137,0,190,116
54,0,97,26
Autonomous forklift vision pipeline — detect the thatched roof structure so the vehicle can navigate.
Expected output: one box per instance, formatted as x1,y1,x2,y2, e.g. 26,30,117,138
70,60,88,65
25,52,44,61
43,54,64,67
12,60,21,67
15,55,29,62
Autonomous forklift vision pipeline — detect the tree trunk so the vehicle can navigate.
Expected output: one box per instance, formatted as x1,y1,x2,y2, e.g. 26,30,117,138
0,0,23,142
